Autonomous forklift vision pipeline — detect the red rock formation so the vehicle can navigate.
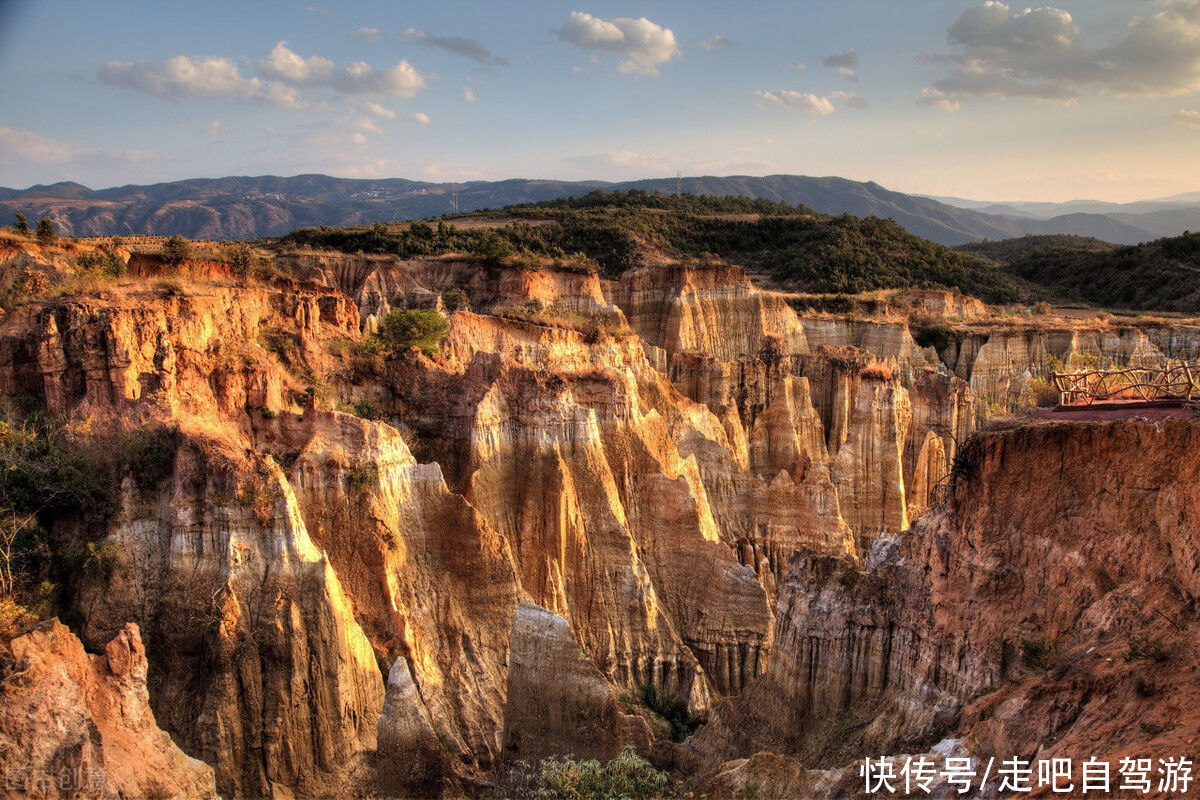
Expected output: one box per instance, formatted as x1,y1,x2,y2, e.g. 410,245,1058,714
0,621,217,799
692,419,1200,798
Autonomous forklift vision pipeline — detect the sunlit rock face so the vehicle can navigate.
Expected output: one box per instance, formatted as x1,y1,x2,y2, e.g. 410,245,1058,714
4,244,1193,798
0,620,218,800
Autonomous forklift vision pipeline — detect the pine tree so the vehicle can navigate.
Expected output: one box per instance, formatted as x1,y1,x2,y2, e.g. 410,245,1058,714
13,211,29,235
35,217,55,244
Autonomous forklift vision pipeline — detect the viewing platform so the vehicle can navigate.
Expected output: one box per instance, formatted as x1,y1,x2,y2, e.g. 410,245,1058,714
1052,364,1200,410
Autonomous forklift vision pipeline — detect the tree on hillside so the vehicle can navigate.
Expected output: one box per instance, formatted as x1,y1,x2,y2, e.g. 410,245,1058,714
375,309,450,357
35,217,55,244
161,235,193,265
13,212,29,236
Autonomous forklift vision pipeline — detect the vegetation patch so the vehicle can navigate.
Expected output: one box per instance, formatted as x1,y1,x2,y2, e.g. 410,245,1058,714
961,232,1200,312
521,746,673,800
637,684,701,742
0,410,181,635
363,308,450,357
1019,637,1054,669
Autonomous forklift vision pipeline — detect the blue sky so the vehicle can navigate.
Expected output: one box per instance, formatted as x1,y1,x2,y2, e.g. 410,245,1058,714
1,0,1199,201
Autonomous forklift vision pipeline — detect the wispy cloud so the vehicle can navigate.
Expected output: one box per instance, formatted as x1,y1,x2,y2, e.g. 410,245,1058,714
1172,108,1200,129
462,86,476,102
822,49,858,80
754,90,836,115
831,90,869,109
350,27,382,42
0,126,157,173
201,120,229,136
917,87,961,112
361,101,396,119
700,35,731,50
403,28,508,66
555,11,681,76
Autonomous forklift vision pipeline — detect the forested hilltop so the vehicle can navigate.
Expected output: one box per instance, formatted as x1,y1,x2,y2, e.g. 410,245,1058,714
280,190,1038,304
959,232,1200,312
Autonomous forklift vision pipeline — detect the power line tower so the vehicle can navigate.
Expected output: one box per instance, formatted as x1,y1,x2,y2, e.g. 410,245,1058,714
676,170,682,197
450,188,459,214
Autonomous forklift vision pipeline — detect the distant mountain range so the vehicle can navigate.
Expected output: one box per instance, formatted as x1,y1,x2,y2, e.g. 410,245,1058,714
2,173,1197,246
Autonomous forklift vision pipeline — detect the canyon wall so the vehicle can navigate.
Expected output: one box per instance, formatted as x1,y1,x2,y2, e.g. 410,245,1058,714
690,418,1200,796
2,243,1197,798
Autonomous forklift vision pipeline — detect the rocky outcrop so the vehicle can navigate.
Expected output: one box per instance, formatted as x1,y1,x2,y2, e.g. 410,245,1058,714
76,437,386,799
502,603,653,763
692,418,1200,793
5,244,1197,799
0,620,217,799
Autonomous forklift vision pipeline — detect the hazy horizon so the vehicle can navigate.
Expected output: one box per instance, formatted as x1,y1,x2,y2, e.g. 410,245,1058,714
3,1,1200,203
4,170,1200,209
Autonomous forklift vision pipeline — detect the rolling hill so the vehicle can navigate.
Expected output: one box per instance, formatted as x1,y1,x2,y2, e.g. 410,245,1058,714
1,173,1187,246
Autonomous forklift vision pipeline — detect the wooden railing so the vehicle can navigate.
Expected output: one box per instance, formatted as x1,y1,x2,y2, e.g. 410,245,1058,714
1053,363,1200,406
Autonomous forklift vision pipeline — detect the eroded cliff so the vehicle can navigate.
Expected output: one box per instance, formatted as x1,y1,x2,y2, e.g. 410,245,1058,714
690,418,1200,797
1,239,1196,798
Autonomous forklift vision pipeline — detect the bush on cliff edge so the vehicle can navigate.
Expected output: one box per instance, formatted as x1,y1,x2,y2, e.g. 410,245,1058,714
369,309,451,358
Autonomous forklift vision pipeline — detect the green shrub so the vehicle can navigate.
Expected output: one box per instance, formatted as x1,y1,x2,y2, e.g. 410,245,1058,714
75,246,127,278
224,242,277,281
35,217,56,244
161,235,193,265
639,684,700,742
373,309,450,357
0,412,180,620
443,288,470,312
1019,637,1052,669
530,746,671,800
1124,634,1168,663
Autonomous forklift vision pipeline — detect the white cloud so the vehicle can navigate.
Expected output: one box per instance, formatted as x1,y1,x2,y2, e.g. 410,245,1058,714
402,28,508,66
98,43,427,106
462,86,476,102
98,55,304,107
831,90,868,109
822,49,858,80
350,27,383,42
356,118,382,134
412,111,432,125
1172,108,1200,129
361,101,397,119
555,11,681,76
754,90,836,115
700,35,730,50
259,41,426,96
917,87,961,111
924,1,1200,106
790,60,807,71
202,120,229,136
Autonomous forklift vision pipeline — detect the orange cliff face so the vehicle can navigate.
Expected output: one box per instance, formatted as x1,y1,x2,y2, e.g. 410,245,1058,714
688,418,1200,798
0,242,1195,798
